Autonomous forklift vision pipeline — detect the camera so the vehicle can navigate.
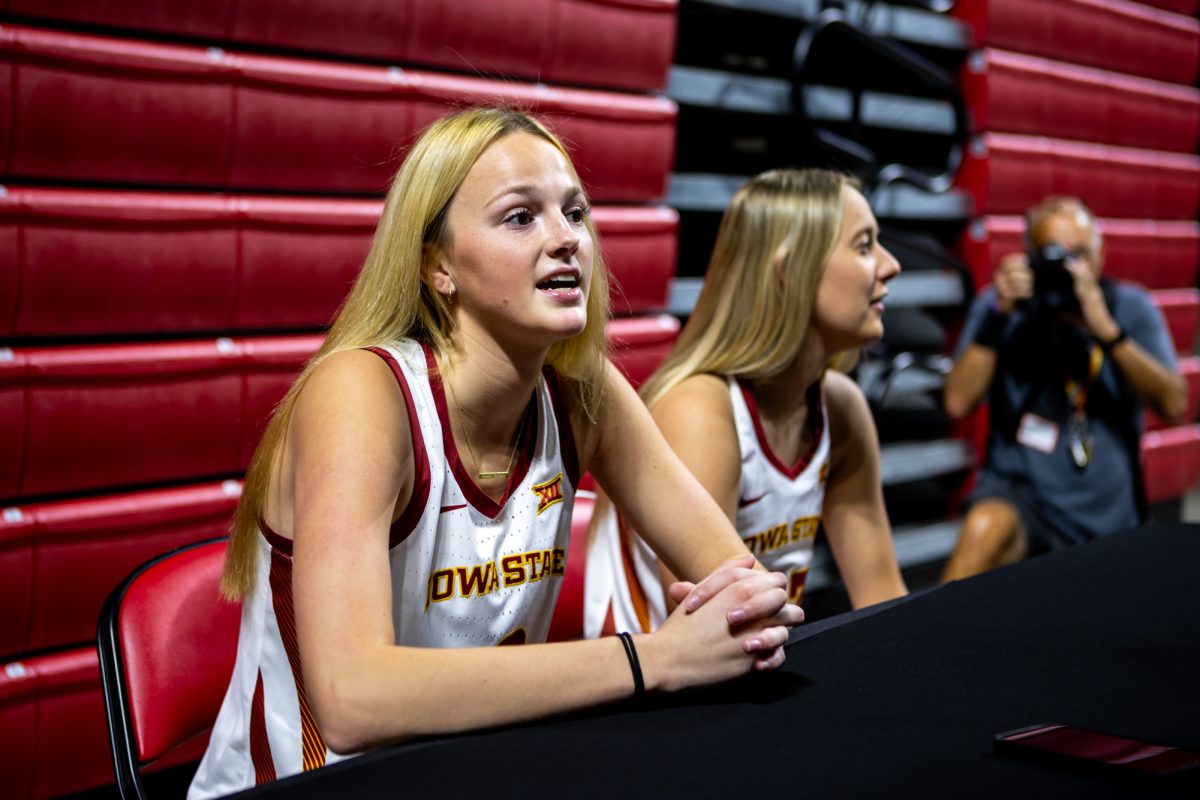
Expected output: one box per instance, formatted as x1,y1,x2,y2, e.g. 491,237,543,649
1027,243,1079,314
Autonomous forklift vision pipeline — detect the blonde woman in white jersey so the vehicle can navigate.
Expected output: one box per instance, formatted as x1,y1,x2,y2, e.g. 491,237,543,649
586,169,908,637
189,109,803,798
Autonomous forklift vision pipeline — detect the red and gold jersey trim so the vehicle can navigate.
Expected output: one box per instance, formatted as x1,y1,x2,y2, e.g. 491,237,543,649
268,548,328,772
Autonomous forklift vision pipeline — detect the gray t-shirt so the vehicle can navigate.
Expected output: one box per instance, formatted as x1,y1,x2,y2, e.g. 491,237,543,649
955,280,1178,542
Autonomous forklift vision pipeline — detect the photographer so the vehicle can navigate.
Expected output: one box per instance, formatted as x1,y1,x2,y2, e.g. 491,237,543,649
941,197,1187,580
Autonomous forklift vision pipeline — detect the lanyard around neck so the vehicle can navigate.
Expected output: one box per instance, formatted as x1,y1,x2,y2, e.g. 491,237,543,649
1064,344,1104,418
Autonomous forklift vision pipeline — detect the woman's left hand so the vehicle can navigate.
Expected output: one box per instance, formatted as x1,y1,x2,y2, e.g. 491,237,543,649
667,555,804,665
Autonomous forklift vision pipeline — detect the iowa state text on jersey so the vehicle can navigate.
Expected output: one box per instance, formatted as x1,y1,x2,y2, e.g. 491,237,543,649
742,515,820,556
426,547,567,606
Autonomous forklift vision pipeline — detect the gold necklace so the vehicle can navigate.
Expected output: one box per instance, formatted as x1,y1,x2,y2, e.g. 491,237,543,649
446,378,530,481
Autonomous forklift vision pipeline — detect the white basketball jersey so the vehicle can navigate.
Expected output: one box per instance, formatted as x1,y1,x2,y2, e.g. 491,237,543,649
584,376,828,637
190,340,577,798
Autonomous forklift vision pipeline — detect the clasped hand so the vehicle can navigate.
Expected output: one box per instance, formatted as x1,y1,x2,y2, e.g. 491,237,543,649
668,555,804,672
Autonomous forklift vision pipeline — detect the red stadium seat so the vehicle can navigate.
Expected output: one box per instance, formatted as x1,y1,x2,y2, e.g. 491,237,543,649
0,189,238,337
229,53,410,194
241,335,324,467
406,71,676,202
98,538,239,800
1100,220,1200,289
24,483,240,657
9,0,233,39
2,25,677,201
953,0,1200,86
958,216,1200,292
1145,357,1200,432
546,491,595,642
36,648,121,797
607,314,681,388
0,507,35,659
1,648,120,798
1142,424,1200,503
403,0,557,84
15,0,677,92
0,28,14,171
0,193,17,336
0,654,38,800
0,189,678,337
9,317,684,500
1,483,243,659
235,197,378,331
548,0,678,92
0,349,26,498
955,133,1200,219
593,206,679,315
961,48,1200,152
4,27,235,187
21,341,244,499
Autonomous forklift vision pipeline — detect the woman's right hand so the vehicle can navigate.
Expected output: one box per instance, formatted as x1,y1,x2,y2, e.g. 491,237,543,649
993,253,1034,314
639,570,804,693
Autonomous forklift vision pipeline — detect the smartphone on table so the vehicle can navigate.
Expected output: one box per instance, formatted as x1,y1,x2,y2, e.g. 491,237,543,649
994,723,1200,778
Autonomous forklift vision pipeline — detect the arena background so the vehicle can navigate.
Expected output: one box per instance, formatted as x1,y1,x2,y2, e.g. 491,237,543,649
0,1,1196,796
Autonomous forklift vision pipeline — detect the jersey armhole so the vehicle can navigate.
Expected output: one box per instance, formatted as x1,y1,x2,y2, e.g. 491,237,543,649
365,347,431,548
542,366,581,488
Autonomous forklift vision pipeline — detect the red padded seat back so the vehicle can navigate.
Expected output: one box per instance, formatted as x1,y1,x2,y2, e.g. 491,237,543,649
0,28,14,175
551,0,677,91
0,656,38,800
23,341,244,498
593,206,679,314
29,483,241,655
1,190,678,337
607,314,681,388
958,133,1200,219
6,24,676,200
9,0,234,39
1143,425,1200,503
7,189,238,337
15,0,677,92
117,540,239,763
954,0,1200,85
0,508,35,658
241,335,325,467
958,217,1200,293
36,648,118,797
8,27,234,187
0,349,27,499
964,48,1200,153
235,197,376,330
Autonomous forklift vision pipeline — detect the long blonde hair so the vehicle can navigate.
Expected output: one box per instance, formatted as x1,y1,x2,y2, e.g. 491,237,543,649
640,168,858,410
223,107,610,597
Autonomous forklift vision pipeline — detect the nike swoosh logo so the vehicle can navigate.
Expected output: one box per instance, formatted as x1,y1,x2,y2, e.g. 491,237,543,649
440,504,467,514
737,493,767,508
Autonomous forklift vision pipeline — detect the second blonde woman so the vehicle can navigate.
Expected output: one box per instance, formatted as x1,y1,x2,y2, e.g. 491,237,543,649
586,168,908,636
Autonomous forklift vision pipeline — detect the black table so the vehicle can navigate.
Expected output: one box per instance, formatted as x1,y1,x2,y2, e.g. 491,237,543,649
238,523,1200,799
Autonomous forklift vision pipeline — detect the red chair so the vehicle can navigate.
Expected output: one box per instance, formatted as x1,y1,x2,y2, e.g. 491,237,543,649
97,538,239,800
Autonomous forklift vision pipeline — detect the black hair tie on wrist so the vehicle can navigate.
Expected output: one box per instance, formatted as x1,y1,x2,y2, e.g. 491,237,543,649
1099,327,1128,354
616,631,645,698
